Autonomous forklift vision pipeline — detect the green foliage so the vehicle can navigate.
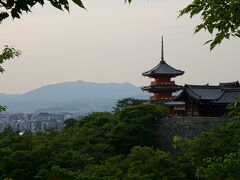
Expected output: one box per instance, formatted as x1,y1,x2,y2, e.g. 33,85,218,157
0,45,21,73
227,96,240,119
0,0,132,23
0,104,170,179
112,97,144,113
79,146,186,180
63,118,78,129
0,105,7,112
0,45,21,112
175,120,240,179
111,104,168,154
0,0,84,23
179,0,240,50
125,146,185,180
5,102,240,179
78,157,125,180
196,149,240,180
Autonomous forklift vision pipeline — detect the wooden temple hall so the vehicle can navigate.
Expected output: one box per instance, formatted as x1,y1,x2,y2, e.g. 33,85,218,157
142,37,240,117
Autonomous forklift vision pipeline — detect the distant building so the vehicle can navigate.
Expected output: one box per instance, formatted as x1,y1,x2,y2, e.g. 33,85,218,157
141,37,240,117
142,37,184,103
175,82,240,117
141,36,185,116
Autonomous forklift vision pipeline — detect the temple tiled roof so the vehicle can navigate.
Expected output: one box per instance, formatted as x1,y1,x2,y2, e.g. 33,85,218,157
175,83,240,104
142,60,184,77
219,81,240,88
185,85,223,100
215,89,240,103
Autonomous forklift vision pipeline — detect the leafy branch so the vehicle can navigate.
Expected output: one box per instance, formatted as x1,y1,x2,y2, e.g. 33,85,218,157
179,0,240,50
0,45,21,112
228,96,240,119
0,45,21,73
0,0,85,23
0,0,132,23
0,105,7,112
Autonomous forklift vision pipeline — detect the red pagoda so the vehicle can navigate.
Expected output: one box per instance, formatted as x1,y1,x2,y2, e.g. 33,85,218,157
142,37,184,104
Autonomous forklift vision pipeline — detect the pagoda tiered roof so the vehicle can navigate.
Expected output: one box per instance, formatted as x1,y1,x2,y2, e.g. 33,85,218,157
142,84,183,92
142,60,184,77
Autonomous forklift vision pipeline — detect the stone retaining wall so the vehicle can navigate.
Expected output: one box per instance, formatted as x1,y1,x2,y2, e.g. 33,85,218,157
158,117,231,152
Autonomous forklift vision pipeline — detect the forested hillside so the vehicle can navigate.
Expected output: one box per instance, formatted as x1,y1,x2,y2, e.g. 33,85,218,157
0,100,240,180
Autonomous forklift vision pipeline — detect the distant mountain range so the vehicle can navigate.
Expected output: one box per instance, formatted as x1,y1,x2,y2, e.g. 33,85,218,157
0,81,149,113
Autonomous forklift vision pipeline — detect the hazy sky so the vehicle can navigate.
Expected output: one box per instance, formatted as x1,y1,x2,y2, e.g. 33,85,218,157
0,0,239,94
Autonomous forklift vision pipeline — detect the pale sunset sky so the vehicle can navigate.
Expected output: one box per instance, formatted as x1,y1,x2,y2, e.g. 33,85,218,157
0,0,239,94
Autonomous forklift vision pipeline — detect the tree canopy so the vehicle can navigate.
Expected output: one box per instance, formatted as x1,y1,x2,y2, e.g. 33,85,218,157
175,119,240,179
1,0,239,50
1,99,240,179
0,0,85,23
0,104,171,179
228,96,240,119
112,97,144,113
179,0,240,50
0,0,132,23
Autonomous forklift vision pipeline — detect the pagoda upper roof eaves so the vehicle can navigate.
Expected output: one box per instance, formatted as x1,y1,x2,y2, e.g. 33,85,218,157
142,60,184,77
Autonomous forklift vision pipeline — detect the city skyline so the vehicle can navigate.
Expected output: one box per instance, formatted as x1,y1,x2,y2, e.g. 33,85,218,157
0,0,239,94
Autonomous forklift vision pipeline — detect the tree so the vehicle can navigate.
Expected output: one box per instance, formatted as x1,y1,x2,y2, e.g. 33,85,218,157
0,0,85,23
0,0,132,23
125,146,185,180
1,0,238,51
63,118,78,129
195,149,240,180
0,45,21,112
112,97,144,113
174,120,240,179
227,96,240,119
77,155,125,180
0,45,21,73
111,104,168,154
2,0,237,50
179,0,240,50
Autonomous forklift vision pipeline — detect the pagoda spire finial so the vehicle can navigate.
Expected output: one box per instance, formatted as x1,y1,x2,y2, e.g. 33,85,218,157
161,36,164,61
